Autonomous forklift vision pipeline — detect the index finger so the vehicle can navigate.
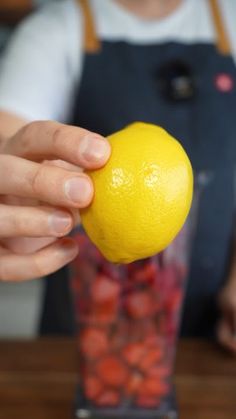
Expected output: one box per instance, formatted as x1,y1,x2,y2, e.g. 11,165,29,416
4,120,111,169
0,154,93,208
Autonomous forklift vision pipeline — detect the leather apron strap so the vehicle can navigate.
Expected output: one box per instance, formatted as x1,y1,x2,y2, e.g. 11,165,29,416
208,0,231,55
77,0,100,52
77,0,231,56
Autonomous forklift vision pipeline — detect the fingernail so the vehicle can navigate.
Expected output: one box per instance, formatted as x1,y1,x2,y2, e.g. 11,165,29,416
64,177,92,205
79,134,110,162
49,211,72,235
58,239,79,258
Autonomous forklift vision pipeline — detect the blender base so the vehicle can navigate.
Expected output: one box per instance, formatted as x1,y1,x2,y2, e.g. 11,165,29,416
74,386,178,419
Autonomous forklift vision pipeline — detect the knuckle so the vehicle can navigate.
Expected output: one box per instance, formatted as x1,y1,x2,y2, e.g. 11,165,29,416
18,122,37,151
52,125,84,154
17,121,47,155
52,126,71,150
28,165,45,195
21,121,35,135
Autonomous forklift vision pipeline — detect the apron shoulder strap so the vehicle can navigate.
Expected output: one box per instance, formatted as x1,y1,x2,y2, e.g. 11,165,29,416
208,0,231,55
77,0,100,53
76,0,231,56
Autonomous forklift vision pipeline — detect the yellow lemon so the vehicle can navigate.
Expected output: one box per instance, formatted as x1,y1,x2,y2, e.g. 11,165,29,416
81,122,193,264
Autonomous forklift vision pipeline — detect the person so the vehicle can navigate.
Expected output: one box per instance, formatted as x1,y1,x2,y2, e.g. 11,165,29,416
0,0,236,352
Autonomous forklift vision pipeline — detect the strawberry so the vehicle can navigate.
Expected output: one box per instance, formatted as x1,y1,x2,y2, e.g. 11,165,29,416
141,321,158,342
125,372,143,396
84,375,103,400
139,377,169,397
91,275,120,303
122,342,146,367
80,328,108,360
93,300,119,324
139,348,163,372
125,291,155,319
132,262,159,284
144,335,165,349
95,355,128,387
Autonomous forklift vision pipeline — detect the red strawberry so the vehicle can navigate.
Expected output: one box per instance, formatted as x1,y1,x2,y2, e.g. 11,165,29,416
125,291,155,319
93,300,119,324
80,328,108,360
139,348,163,372
125,372,143,396
139,377,169,397
84,375,103,400
132,267,147,284
111,320,134,350
144,335,165,348
133,262,159,284
91,275,120,303
94,390,120,407
122,342,146,367
95,355,128,387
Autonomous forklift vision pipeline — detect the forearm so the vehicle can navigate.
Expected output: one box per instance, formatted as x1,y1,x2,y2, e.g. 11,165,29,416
0,0,34,25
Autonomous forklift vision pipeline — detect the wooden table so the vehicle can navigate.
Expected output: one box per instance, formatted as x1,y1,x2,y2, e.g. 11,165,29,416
0,339,235,419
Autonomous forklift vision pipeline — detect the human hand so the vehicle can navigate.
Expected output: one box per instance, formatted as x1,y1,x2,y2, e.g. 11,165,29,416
217,281,236,354
0,120,111,281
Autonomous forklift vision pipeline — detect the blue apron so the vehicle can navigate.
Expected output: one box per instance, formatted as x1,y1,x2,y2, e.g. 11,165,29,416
39,0,236,337
68,0,236,337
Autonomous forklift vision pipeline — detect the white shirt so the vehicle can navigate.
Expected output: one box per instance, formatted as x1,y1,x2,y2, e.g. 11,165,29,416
0,0,235,123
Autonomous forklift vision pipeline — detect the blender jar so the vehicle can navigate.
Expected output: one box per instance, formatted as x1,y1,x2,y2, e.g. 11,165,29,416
70,222,190,418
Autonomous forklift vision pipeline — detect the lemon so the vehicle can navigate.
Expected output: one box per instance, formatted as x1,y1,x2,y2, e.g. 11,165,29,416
81,122,193,264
